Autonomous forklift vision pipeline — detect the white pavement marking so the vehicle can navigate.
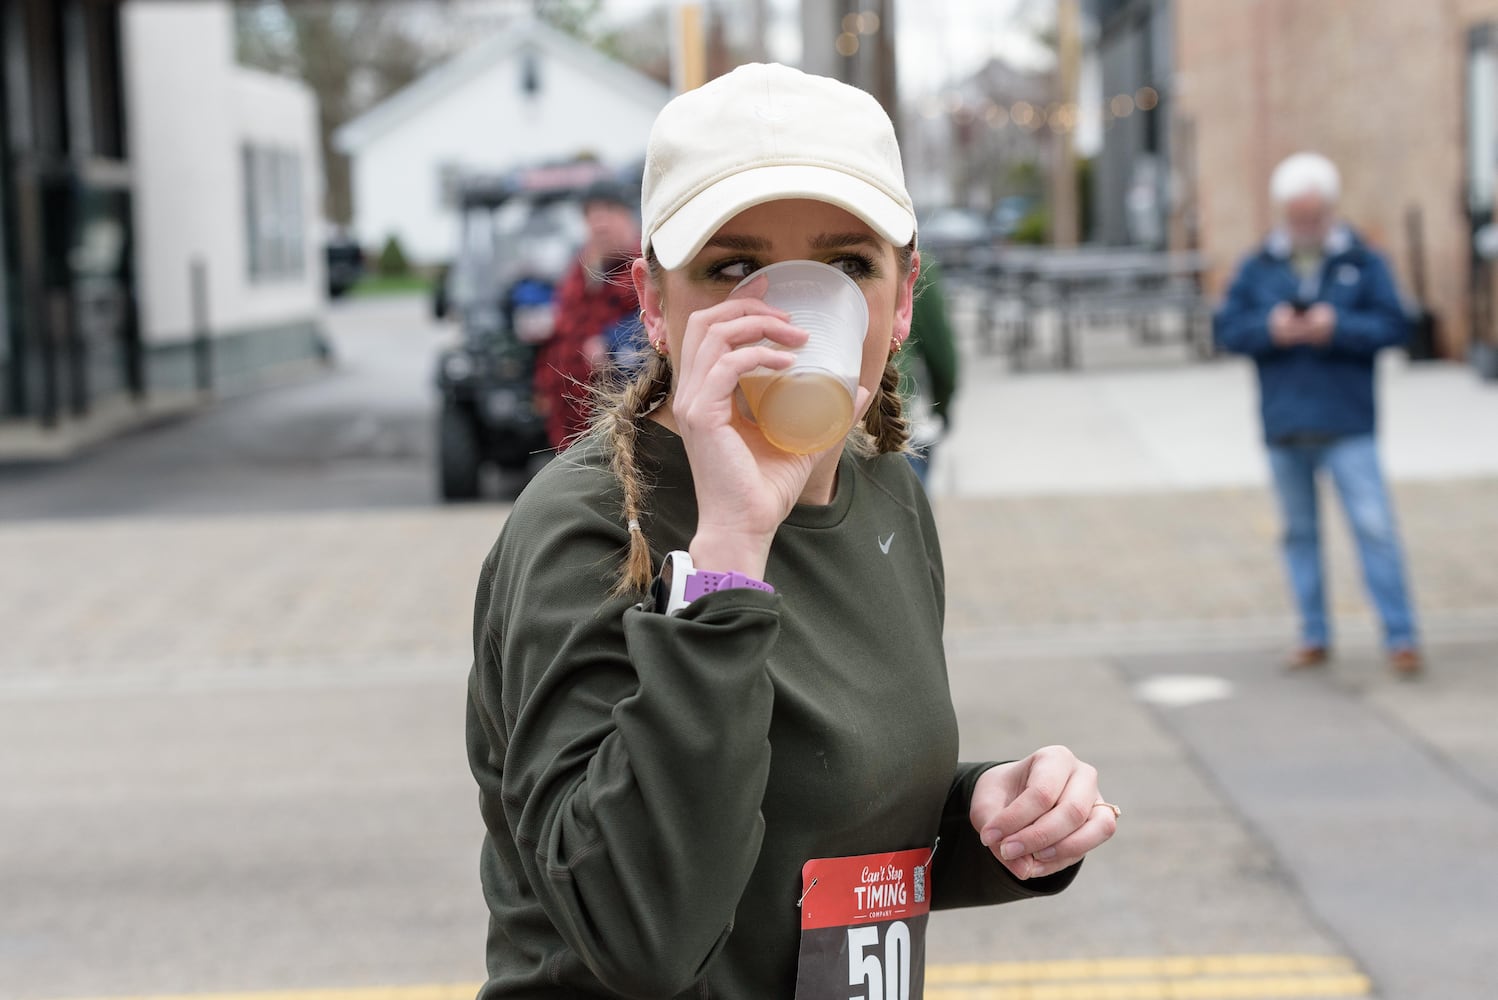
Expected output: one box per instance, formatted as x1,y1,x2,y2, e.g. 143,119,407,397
1133,674,1236,708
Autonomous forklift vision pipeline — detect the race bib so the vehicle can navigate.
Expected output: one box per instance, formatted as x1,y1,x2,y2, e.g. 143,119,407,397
793,847,934,1000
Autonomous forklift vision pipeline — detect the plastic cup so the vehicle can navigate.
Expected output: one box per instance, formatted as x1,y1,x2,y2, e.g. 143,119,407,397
733,260,869,455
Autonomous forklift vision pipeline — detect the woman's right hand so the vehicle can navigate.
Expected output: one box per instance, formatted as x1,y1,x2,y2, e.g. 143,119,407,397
669,278,823,579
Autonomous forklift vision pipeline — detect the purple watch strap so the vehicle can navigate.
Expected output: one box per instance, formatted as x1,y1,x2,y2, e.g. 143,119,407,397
683,569,775,602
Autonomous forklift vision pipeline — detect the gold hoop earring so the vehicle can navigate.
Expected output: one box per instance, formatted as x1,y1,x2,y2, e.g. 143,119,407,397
890,339,904,356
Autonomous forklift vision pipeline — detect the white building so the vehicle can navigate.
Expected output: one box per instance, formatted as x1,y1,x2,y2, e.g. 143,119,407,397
123,0,325,393
335,19,670,266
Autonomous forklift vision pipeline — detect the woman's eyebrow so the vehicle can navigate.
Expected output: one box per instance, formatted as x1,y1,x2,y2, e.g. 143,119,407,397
704,234,773,251
809,232,880,251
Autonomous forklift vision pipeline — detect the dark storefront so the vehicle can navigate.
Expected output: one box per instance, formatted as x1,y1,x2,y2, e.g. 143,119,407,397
1,0,137,429
1090,0,1176,249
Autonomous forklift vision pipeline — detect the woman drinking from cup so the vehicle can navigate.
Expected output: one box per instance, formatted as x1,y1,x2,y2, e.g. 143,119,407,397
465,63,1118,999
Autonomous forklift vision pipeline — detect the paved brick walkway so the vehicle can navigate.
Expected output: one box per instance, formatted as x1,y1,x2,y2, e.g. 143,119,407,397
4,477,1494,682
0,508,501,678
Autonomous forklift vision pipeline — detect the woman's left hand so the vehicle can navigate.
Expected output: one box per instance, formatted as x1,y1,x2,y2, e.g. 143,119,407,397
969,745,1117,881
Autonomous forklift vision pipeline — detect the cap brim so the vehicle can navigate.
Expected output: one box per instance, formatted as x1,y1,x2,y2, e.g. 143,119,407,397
648,164,916,270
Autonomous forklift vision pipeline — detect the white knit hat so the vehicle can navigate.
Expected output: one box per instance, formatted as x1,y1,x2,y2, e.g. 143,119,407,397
640,63,917,270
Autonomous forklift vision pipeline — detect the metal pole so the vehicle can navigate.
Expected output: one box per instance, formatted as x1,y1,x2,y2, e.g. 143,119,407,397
27,181,58,428
1050,0,1081,247
63,286,87,417
873,0,899,142
0,173,12,419
190,256,211,394
746,0,769,63
122,280,144,400
122,215,144,400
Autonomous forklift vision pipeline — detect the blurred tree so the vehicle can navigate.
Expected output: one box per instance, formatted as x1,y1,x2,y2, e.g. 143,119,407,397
601,6,672,86
377,234,411,277
534,0,670,85
1005,160,1046,199
234,1,453,226
533,0,604,40
1016,0,1058,55
1011,207,1050,245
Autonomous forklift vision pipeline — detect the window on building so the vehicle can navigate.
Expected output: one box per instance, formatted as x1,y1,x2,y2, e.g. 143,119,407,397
281,150,304,275
243,144,305,282
521,48,541,96
243,146,259,278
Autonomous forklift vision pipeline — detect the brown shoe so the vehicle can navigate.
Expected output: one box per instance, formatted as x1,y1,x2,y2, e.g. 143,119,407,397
1285,646,1330,670
1390,648,1424,678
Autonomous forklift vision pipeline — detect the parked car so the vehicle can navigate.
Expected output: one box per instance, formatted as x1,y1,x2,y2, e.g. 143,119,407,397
916,206,994,272
433,160,621,500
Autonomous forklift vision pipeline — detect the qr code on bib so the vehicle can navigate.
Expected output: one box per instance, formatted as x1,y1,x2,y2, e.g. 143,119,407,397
913,865,926,903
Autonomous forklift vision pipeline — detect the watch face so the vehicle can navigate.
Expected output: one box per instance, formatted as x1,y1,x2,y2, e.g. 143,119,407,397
651,552,679,614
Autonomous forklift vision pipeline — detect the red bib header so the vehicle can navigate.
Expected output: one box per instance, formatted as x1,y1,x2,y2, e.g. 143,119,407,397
799,847,933,931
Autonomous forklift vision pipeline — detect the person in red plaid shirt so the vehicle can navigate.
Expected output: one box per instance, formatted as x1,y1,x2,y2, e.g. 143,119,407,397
534,180,642,451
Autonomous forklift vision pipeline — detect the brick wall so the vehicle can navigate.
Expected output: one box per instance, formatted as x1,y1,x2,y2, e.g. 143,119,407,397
1175,0,1498,355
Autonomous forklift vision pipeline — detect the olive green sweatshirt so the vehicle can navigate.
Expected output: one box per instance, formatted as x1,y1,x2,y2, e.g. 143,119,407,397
466,421,1077,999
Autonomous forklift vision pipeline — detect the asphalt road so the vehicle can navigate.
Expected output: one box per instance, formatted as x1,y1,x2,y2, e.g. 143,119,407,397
0,296,456,521
11,628,1495,999
4,294,1496,999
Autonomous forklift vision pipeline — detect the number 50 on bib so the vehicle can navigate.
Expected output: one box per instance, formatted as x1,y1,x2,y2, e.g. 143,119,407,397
793,847,933,1000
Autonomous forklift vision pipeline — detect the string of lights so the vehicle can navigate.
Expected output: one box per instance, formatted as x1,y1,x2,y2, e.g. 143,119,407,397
921,85,1159,135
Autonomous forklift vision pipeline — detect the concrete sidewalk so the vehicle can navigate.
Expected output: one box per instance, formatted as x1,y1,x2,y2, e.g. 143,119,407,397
930,352,1498,496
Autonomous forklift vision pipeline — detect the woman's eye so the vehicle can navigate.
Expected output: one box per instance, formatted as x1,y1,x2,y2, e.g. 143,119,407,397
708,259,758,281
831,254,876,279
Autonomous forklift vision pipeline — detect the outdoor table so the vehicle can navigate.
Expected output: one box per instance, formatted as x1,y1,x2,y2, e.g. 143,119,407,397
981,248,1212,369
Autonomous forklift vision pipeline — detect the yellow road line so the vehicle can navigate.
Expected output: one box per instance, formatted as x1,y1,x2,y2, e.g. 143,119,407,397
38,954,1372,1000
46,989,483,1000
927,974,1373,999
928,952,1359,983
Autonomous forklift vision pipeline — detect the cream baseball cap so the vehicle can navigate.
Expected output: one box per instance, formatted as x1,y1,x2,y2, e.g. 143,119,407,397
641,62,917,270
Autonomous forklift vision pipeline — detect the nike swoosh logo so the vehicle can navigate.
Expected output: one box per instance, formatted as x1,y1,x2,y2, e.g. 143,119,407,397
879,533,895,554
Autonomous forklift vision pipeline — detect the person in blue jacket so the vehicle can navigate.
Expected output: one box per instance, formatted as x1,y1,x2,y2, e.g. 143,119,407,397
1214,152,1422,677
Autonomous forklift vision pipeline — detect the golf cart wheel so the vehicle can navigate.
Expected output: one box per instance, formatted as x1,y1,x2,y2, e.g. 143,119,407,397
439,406,482,501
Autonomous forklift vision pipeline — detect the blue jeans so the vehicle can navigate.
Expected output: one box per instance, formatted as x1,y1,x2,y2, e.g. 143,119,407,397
1266,435,1419,651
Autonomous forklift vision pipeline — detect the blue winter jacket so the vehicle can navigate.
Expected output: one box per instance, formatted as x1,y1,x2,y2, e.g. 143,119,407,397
1213,226,1409,443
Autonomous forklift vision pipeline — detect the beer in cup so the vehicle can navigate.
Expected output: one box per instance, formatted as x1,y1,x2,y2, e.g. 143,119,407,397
733,260,869,455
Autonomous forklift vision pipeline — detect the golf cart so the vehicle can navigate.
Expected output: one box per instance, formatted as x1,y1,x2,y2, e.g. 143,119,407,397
433,161,618,500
